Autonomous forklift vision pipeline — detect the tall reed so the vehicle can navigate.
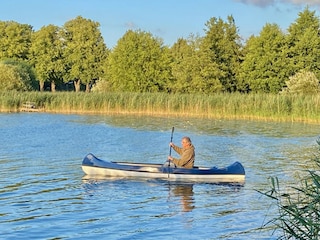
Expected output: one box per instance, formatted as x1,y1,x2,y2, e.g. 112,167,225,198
1,91,320,123
260,138,320,239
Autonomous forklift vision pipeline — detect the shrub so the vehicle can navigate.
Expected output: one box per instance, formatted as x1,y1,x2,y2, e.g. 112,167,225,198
3,59,38,90
91,78,110,92
282,70,320,94
0,61,37,91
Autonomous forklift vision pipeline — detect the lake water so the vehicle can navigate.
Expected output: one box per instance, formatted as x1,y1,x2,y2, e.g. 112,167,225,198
0,113,319,239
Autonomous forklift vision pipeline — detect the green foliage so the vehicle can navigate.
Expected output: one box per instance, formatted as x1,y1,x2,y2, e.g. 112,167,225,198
1,91,320,123
0,63,33,91
3,59,38,90
239,23,288,93
91,78,111,93
106,29,171,92
1,7,320,94
198,15,242,93
29,24,65,91
282,70,320,94
286,7,320,79
287,7,320,41
260,137,320,239
0,21,32,60
170,36,201,93
63,16,108,92
168,16,243,94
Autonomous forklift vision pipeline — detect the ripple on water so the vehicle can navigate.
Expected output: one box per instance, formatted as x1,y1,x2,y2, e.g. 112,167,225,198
1,113,319,239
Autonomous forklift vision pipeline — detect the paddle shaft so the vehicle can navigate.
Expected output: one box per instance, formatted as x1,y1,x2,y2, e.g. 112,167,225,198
168,127,174,175
169,127,174,155
169,127,174,156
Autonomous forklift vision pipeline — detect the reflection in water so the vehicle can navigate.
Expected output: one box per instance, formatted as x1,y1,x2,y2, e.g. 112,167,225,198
76,114,319,138
168,183,195,212
82,177,197,212
2,113,320,239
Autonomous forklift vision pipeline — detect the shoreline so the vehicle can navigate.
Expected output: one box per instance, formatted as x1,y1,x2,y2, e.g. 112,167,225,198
1,91,320,124
1,107,320,125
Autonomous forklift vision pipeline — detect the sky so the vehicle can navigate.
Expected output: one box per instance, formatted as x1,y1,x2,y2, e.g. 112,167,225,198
0,0,319,48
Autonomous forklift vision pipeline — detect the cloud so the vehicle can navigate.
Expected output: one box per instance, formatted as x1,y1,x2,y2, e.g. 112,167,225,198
234,0,320,7
286,0,320,5
125,21,138,30
234,0,275,7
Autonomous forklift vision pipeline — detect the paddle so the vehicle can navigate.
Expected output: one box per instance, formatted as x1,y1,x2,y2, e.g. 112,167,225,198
168,127,174,176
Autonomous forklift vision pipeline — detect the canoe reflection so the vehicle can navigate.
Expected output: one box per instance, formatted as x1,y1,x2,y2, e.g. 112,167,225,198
169,184,195,212
82,177,197,212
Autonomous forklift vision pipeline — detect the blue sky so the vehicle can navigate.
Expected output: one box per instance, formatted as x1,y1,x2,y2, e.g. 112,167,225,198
0,0,319,48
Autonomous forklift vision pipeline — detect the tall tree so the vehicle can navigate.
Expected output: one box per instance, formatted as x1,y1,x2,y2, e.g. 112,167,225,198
0,21,33,61
170,34,206,93
63,16,108,92
197,16,242,93
106,29,171,92
29,24,65,91
286,7,320,79
239,23,287,93
170,37,196,93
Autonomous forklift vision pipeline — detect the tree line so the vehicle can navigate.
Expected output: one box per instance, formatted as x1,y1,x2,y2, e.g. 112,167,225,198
0,7,319,94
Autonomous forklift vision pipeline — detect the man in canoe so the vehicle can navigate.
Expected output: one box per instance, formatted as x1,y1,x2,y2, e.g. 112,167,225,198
168,136,195,168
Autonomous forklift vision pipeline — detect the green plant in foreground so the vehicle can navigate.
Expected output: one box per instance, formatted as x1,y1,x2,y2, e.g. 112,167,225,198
261,137,320,239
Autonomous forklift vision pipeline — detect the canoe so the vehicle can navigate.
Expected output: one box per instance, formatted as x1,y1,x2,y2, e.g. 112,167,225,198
81,153,246,184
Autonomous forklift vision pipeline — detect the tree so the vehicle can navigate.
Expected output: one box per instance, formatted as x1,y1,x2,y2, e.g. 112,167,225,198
106,29,171,92
29,24,65,91
63,16,108,92
0,21,33,61
239,23,288,93
286,7,320,79
170,37,198,93
197,16,242,93
170,34,213,94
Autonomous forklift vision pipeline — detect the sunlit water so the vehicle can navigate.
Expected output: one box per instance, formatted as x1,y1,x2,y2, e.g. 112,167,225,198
0,113,319,239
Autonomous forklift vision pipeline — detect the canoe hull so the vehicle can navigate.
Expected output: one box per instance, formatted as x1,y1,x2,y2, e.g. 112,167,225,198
82,153,245,184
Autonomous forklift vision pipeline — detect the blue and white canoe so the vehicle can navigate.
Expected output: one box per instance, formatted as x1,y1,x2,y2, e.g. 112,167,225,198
82,153,245,184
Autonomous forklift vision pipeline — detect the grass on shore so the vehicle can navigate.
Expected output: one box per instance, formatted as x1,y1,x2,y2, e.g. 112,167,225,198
1,91,320,123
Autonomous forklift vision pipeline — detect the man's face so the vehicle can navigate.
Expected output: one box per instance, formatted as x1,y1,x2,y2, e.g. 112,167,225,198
181,139,189,149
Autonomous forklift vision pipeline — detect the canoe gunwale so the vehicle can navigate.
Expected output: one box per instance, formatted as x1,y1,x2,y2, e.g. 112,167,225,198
81,153,246,183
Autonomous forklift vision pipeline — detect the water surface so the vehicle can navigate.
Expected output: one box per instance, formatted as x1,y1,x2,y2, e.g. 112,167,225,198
0,113,319,239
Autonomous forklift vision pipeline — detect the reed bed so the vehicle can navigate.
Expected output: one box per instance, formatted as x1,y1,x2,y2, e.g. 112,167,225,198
260,138,320,239
1,91,320,123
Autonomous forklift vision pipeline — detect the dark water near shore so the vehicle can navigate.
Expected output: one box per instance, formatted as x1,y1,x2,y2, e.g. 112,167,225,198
0,113,319,239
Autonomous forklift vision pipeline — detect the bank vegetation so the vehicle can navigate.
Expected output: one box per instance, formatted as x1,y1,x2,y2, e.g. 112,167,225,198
1,91,320,123
1,8,320,97
261,137,320,239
